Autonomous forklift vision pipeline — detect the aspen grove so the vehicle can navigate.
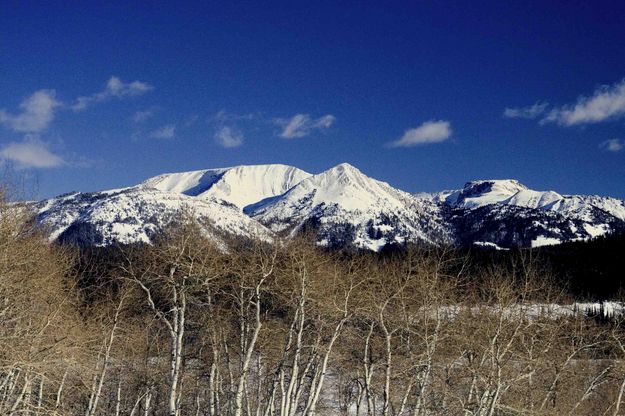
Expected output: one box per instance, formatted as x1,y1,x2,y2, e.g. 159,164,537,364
3,196,625,415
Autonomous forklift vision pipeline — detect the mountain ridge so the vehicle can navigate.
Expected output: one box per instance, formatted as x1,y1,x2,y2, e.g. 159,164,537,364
34,163,625,250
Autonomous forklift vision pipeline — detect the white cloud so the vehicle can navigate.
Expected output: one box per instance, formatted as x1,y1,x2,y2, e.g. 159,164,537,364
132,110,154,123
503,102,548,119
275,114,336,139
542,78,625,126
599,139,624,153
212,110,259,123
214,126,244,148
0,90,60,133
0,137,65,168
148,124,176,139
388,120,452,147
72,76,153,111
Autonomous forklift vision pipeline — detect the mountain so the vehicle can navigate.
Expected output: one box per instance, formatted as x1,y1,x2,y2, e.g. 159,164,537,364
246,163,452,250
36,187,273,247
435,180,625,248
141,164,311,209
437,179,625,221
34,164,625,250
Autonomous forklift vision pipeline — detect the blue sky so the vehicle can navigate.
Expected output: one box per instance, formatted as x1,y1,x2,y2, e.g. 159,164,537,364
2,1,625,199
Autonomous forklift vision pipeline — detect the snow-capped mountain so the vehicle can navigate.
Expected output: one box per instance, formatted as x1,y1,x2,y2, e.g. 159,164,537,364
36,187,273,247
246,163,452,250
437,179,625,221
434,180,625,248
141,164,310,209
34,164,625,250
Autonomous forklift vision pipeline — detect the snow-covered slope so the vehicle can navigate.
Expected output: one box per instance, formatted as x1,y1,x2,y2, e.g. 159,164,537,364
435,179,625,247
246,163,452,250
439,180,530,209
141,164,311,209
439,179,625,220
34,165,625,250
36,187,273,247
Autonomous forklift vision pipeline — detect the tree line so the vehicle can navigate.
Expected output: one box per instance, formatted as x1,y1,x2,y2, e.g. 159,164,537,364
3,198,625,415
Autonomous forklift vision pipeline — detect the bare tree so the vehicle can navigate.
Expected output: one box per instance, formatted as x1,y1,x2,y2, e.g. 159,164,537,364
120,220,223,416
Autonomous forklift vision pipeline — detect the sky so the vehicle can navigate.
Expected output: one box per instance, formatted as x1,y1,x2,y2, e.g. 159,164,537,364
2,1,625,199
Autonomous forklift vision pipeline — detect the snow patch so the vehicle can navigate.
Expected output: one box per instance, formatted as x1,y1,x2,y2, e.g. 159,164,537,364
531,236,561,248
473,241,509,251
583,223,608,238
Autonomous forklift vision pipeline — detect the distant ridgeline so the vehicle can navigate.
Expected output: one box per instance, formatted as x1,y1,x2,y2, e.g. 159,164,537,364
33,163,625,252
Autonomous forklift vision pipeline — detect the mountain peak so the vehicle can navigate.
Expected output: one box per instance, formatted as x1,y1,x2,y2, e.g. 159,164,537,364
444,179,530,209
320,162,364,179
332,162,360,171
298,163,393,202
247,163,450,249
141,164,311,209
462,179,528,193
